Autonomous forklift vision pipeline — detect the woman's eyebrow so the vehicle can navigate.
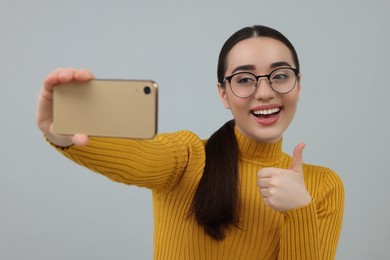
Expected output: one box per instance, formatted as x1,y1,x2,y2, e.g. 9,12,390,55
231,62,293,75
270,61,292,69
231,64,256,74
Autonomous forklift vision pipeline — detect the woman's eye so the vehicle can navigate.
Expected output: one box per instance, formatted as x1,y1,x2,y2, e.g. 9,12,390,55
236,76,255,84
271,73,290,83
272,73,289,81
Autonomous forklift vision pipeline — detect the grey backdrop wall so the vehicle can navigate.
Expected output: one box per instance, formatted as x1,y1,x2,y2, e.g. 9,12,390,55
1,0,389,259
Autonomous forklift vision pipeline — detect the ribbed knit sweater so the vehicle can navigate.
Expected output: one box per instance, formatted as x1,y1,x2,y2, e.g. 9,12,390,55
53,127,344,259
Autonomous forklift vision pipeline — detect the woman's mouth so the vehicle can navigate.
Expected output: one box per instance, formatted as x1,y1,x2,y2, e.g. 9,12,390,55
251,107,282,126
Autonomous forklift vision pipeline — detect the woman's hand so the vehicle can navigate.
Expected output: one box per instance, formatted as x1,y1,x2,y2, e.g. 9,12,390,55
36,68,93,147
257,143,312,212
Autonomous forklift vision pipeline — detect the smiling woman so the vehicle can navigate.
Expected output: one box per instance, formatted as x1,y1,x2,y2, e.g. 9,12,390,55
218,36,301,143
36,25,344,259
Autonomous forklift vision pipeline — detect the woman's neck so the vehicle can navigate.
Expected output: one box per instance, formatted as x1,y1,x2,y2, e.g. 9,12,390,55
234,126,284,164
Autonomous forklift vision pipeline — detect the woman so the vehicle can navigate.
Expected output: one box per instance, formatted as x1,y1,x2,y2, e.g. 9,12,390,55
36,25,344,259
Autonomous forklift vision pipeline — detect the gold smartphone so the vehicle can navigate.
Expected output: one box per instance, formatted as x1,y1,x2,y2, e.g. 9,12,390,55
53,79,158,139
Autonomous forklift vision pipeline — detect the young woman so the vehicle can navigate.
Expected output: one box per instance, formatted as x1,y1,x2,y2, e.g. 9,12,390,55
36,25,344,259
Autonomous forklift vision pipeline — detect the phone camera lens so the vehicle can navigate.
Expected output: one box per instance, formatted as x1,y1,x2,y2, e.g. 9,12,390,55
144,86,151,95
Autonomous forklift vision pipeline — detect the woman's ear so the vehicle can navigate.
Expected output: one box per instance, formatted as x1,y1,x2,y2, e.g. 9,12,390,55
218,83,230,109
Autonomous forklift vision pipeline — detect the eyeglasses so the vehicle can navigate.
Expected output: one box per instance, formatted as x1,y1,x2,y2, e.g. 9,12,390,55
223,67,299,98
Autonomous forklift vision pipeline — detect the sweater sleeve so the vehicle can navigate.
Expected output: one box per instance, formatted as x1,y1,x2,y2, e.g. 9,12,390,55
49,130,205,191
278,168,344,260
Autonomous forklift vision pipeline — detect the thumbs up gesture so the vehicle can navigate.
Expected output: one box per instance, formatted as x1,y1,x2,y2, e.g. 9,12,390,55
257,143,312,212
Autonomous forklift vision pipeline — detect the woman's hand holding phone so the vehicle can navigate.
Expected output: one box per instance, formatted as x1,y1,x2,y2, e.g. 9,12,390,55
36,68,93,147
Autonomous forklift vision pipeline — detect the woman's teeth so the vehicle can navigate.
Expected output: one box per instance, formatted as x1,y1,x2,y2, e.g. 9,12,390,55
253,108,280,116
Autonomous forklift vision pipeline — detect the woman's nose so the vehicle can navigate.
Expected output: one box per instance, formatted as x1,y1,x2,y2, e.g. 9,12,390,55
254,78,276,100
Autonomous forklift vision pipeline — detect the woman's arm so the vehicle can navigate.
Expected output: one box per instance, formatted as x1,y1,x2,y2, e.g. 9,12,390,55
278,168,344,260
49,130,205,191
38,68,205,190
257,144,344,259
316,169,344,259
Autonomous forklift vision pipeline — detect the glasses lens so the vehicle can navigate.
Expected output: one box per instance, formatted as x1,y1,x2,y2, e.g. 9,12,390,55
230,73,257,98
270,68,297,93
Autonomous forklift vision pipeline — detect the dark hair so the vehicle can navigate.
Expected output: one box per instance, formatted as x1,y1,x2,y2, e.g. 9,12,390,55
217,25,300,84
190,25,300,241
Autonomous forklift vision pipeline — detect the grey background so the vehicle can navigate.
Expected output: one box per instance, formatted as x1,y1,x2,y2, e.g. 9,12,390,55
1,0,389,259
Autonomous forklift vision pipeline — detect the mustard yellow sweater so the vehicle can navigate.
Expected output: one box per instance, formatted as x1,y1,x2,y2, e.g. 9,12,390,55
53,128,344,259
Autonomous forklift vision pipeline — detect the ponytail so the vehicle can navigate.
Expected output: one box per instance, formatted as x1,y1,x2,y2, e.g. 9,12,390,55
190,120,240,240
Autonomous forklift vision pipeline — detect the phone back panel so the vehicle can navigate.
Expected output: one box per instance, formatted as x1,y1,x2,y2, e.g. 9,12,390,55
53,79,158,139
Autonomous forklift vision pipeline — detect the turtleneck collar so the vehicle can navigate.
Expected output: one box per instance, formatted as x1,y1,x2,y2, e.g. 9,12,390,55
234,126,285,165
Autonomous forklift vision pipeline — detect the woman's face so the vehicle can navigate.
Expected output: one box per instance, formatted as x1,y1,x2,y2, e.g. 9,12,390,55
218,37,301,143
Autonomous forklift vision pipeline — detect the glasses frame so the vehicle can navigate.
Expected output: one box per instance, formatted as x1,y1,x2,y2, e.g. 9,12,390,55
223,67,300,98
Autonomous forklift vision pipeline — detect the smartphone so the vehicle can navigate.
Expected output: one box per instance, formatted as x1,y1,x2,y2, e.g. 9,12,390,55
53,79,158,139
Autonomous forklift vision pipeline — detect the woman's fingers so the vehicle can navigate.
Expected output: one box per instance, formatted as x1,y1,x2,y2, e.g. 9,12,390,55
71,134,89,146
37,68,93,147
74,68,94,82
